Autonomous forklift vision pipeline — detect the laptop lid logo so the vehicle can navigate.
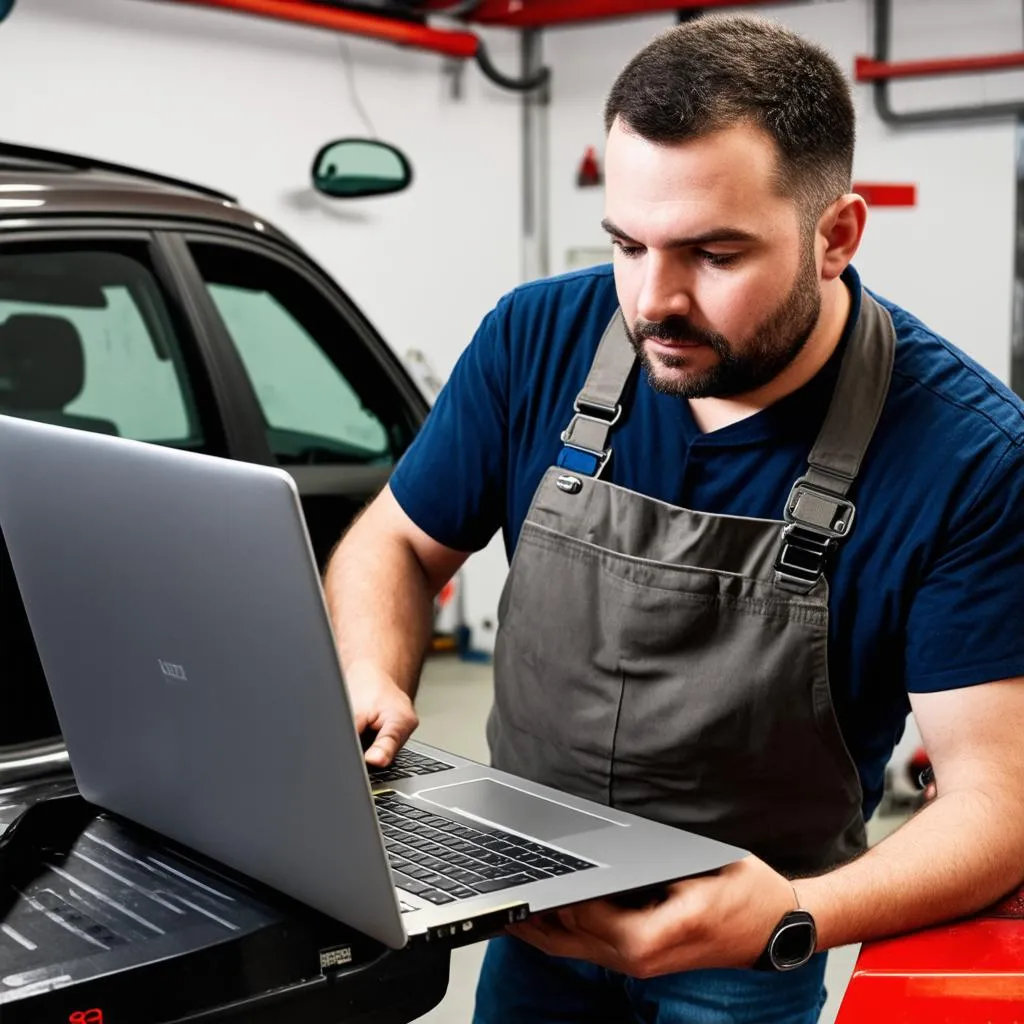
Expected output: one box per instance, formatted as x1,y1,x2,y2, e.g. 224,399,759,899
158,659,188,682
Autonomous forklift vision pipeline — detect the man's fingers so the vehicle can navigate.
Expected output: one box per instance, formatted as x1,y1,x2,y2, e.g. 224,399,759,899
508,919,622,970
365,716,411,766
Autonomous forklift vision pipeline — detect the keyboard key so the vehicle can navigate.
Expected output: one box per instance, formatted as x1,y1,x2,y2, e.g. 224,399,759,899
442,840,481,856
420,889,455,905
418,857,450,873
447,867,486,885
419,842,454,859
546,853,596,870
431,877,467,894
471,874,537,894
480,839,520,855
516,867,553,880
401,865,434,881
515,854,563,871
473,852,520,869
472,865,520,881
542,863,576,876
394,874,431,895
448,853,490,870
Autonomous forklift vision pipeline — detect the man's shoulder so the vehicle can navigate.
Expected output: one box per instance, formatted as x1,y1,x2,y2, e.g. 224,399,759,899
495,264,619,343
871,289,1024,450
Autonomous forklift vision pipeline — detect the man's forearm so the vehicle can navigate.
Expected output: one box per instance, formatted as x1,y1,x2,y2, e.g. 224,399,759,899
794,788,1024,951
324,518,435,698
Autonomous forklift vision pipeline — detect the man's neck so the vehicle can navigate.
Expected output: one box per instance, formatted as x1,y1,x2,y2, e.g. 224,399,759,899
688,277,853,435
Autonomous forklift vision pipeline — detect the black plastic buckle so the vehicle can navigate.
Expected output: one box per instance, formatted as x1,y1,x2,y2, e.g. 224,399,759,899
774,525,836,593
784,478,856,539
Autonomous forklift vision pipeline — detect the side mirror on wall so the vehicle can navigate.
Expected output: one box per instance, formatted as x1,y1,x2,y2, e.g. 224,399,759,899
312,139,412,199
0,0,15,23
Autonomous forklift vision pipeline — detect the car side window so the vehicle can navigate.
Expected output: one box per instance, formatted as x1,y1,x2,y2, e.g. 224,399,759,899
0,245,205,447
187,241,415,466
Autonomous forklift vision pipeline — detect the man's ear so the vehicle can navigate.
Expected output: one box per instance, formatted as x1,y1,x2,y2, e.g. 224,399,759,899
818,194,867,281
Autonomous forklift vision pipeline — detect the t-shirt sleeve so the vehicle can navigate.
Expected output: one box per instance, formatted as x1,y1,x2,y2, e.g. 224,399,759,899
905,438,1024,691
387,299,511,553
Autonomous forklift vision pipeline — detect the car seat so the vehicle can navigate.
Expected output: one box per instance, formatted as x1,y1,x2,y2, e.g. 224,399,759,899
0,314,119,436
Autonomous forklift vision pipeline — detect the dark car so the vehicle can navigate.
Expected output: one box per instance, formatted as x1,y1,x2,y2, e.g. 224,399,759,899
0,142,429,789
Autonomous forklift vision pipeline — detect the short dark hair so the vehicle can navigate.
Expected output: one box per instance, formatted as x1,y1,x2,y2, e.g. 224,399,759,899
604,14,855,223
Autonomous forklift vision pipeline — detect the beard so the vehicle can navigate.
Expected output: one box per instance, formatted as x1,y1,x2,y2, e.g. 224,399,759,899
626,247,821,400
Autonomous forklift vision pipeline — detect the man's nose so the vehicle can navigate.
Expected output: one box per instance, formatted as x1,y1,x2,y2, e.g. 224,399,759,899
636,253,692,324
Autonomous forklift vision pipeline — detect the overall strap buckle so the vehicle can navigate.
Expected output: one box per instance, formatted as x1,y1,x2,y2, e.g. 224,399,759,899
775,526,837,594
557,400,621,479
774,479,857,593
784,478,856,539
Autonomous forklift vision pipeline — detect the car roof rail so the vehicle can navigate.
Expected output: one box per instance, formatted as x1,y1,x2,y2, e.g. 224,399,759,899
0,140,238,204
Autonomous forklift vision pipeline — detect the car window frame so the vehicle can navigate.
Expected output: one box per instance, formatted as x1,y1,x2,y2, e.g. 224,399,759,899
0,226,233,458
170,229,428,497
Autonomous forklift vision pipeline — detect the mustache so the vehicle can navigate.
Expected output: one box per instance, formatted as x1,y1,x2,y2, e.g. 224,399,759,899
631,317,726,350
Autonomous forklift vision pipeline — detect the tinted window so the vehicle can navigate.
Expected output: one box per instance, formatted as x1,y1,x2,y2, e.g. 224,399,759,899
189,242,415,466
0,248,203,446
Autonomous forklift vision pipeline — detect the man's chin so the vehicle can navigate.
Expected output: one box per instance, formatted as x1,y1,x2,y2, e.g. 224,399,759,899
638,349,715,395
643,364,718,399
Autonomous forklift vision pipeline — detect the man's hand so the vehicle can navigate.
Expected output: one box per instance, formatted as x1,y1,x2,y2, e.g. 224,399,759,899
508,855,796,978
346,659,419,767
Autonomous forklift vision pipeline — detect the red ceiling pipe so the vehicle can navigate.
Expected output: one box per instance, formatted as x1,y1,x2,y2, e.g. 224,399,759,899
448,0,785,28
162,0,480,58
856,51,1024,82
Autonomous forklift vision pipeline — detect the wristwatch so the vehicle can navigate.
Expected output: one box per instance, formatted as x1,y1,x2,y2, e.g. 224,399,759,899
752,910,817,971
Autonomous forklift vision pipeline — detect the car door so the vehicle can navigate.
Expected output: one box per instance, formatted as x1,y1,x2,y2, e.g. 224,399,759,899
0,232,233,769
168,232,428,570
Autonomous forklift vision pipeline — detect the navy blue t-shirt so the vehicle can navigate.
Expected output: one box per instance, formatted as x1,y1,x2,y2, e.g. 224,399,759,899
391,264,1024,818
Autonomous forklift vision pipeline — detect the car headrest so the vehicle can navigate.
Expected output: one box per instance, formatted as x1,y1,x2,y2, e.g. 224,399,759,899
0,314,86,410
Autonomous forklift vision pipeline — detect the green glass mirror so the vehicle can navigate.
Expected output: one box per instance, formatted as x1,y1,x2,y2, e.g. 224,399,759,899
312,139,412,199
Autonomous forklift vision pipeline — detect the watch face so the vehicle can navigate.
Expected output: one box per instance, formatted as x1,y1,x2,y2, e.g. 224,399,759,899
770,918,816,970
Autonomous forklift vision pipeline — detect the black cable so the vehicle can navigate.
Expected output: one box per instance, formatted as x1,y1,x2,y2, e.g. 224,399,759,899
339,41,378,138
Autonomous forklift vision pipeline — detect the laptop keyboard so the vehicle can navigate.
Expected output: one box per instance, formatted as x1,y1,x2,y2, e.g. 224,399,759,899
374,793,596,909
367,749,455,783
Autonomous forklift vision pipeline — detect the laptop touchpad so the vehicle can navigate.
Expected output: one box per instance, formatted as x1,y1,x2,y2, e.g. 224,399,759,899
416,779,617,842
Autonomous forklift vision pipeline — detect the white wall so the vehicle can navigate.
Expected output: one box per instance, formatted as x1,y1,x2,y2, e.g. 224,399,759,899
1,0,1021,650
0,0,523,378
545,0,1021,382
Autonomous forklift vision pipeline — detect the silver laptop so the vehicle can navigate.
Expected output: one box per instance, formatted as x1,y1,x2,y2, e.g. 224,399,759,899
0,416,745,949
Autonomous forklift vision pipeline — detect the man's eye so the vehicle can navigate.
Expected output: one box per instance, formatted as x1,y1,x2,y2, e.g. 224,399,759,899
611,239,645,259
698,251,740,268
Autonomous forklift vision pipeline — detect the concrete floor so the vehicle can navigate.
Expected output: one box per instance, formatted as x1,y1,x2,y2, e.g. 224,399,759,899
409,657,910,1024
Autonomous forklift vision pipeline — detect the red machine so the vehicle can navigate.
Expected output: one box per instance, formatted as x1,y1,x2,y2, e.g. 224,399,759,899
838,885,1024,1023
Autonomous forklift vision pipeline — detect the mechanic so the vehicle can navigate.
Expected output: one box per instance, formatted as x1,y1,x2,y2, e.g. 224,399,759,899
325,14,1024,1023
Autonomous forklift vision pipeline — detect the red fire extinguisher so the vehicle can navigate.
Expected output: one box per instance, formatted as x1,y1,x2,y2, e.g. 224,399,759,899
577,146,602,188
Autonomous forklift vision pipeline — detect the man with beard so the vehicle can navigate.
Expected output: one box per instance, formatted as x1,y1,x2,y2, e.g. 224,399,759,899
324,13,1024,1023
